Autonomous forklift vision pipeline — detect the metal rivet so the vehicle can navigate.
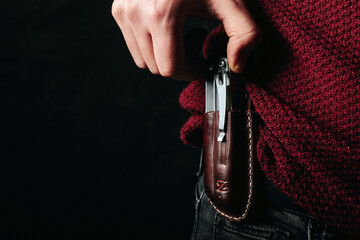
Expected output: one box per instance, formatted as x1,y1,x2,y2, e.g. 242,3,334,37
219,60,225,69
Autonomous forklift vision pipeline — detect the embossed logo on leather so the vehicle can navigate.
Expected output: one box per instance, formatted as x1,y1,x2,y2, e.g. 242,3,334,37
216,180,229,193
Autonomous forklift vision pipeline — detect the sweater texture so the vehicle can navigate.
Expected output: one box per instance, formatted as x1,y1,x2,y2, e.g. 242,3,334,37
179,0,360,236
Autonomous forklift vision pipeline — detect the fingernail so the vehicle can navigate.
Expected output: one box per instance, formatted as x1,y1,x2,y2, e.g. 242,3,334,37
235,63,243,73
235,56,248,73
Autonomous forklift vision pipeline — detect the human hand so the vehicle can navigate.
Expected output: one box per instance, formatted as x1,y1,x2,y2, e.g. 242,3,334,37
112,0,261,80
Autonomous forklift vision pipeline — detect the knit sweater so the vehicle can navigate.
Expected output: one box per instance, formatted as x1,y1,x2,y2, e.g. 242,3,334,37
179,0,360,236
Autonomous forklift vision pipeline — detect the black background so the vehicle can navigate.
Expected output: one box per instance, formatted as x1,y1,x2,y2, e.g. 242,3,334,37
0,1,214,239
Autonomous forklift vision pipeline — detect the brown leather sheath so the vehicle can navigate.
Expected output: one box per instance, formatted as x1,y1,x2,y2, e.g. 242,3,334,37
203,110,253,221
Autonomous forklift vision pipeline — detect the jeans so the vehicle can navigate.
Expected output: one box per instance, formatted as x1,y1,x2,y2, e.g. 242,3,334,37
191,175,350,240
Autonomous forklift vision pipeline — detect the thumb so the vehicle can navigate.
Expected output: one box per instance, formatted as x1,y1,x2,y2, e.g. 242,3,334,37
216,0,262,73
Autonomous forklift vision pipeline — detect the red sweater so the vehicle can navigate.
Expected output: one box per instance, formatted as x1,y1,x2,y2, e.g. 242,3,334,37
179,0,360,236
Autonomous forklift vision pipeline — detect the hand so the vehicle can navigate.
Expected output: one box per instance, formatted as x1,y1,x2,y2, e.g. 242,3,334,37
112,0,262,80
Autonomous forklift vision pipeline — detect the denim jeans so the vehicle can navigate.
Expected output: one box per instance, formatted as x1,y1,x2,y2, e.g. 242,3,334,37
191,174,350,240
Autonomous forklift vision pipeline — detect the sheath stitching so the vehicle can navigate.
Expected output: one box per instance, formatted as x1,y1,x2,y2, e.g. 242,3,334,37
208,110,254,221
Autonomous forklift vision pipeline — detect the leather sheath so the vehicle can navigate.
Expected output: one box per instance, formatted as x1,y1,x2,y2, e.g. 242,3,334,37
203,110,252,220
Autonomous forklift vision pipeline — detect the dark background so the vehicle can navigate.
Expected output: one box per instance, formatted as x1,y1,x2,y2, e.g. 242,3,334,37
0,1,215,239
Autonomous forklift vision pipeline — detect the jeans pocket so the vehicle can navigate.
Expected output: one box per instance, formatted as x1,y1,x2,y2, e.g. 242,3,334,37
215,219,291,240
192,178,206,240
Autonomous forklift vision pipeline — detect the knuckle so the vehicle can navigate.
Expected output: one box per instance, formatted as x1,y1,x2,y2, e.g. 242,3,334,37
149,8,162,21
148,1,167,21
111,1,123,20
124,1,138,21
231,29,263,54
243,29,263,46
